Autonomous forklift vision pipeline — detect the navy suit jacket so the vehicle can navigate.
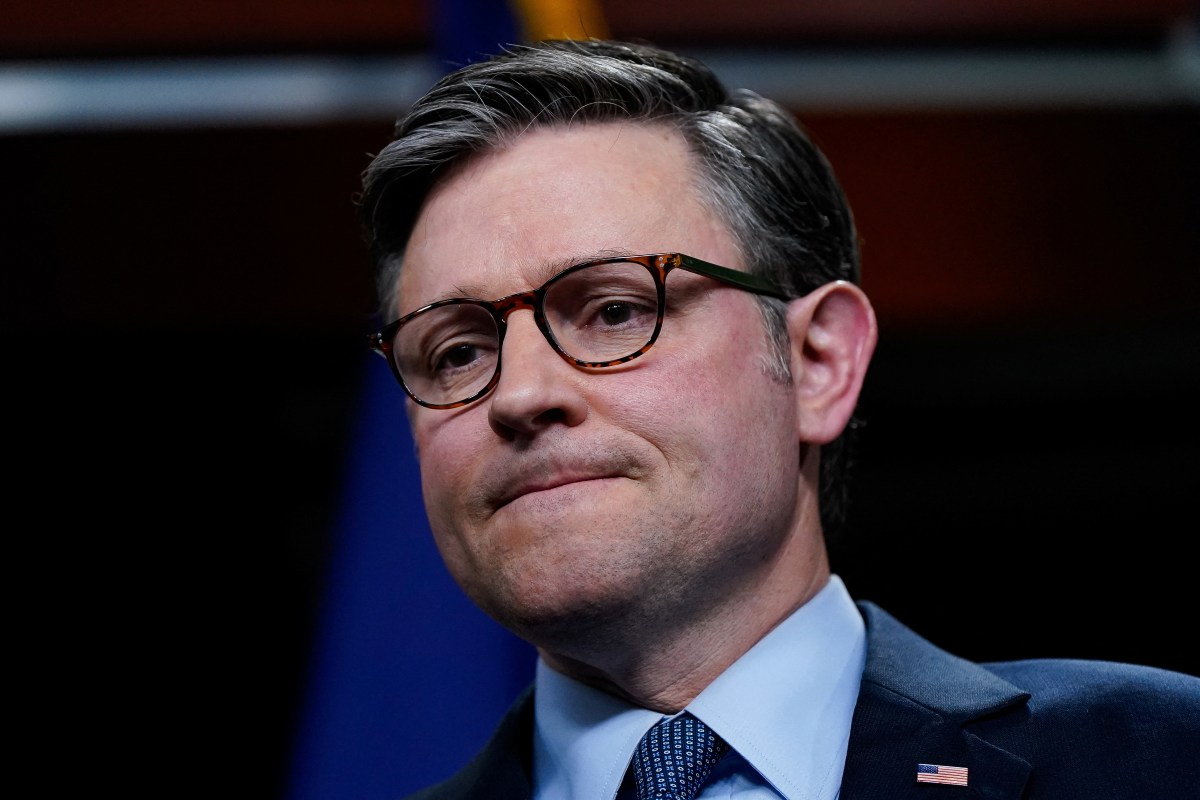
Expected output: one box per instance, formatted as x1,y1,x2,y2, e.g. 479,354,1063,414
405,602,1200,799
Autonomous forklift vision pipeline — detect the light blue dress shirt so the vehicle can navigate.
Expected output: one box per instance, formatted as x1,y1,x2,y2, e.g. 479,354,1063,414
532,575,867,800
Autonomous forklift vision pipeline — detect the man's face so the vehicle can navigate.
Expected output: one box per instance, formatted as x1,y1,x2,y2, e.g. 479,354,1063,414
397,123,816,654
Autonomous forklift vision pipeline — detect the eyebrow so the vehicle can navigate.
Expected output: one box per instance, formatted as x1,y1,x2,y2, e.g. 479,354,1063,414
424,247,641,304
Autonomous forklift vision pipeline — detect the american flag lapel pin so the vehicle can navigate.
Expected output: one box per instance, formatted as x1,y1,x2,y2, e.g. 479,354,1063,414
916,763,969,786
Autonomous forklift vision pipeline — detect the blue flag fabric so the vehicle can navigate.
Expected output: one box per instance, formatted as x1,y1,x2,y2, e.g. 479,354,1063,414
432,0,522,70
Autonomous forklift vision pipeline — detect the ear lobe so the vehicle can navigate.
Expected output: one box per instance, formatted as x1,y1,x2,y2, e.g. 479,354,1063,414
786,280,878,444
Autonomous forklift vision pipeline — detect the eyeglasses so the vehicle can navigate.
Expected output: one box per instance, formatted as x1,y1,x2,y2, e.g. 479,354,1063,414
368,252,791,409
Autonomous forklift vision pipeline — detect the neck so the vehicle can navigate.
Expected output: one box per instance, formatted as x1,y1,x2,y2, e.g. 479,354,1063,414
538,533,830,713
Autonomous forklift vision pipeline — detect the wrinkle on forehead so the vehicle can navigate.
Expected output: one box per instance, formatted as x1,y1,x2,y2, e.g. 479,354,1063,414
423,247,643,306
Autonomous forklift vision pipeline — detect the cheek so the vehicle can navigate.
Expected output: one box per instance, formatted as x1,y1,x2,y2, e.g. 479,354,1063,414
628,313,778,419
606,353,760,469
416,438,494,593
412,414,486,528
639,332,795,474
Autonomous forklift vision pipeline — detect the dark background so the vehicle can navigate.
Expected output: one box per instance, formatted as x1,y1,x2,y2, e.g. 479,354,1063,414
5,2,1198,798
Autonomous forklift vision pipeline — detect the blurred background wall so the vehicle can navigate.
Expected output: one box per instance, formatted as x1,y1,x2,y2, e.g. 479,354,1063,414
4,2,1197,799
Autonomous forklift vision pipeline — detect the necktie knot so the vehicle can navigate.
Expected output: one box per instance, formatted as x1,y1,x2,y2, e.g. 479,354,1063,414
632,713,730,800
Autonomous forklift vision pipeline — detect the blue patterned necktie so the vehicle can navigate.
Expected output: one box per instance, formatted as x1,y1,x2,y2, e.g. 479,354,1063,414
632,714,730,800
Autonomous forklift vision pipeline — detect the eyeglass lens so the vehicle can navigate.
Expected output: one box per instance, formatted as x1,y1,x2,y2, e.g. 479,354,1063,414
392,259,661,406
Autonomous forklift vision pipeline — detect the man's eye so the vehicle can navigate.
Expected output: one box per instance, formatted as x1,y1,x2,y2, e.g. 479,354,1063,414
436,343,481,371
598,302,635,326
578,295,656,330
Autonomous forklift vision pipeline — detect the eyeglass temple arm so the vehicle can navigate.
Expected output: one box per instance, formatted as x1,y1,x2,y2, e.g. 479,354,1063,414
678,254,792,300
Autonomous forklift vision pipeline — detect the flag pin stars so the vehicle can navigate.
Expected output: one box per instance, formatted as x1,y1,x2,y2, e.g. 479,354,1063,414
916,763,969,786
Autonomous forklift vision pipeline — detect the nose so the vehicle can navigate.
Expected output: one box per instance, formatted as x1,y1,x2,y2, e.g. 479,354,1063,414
487,309,588,438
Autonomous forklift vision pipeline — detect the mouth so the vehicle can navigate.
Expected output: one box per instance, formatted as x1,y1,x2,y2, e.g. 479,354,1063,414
492,470,626,512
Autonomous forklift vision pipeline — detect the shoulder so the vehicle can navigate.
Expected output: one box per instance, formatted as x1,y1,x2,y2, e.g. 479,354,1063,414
858,599,1200,724
982,656,1200,728
976,658,1200,794
854,601,1200,795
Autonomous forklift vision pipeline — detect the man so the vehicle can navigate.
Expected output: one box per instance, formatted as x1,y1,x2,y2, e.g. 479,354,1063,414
359,38,1199,800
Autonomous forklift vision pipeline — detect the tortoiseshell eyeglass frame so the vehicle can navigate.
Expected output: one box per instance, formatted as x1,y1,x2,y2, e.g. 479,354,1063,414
367,252,793,409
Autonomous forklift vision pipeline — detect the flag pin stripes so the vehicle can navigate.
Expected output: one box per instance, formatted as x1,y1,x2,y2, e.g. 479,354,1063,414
916,763,969,786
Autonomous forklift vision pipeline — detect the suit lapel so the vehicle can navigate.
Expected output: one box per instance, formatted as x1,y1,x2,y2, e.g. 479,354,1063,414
840,603,1033,800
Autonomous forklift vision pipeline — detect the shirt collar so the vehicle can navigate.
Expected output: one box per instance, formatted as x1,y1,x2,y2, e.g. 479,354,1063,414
533,575,866,800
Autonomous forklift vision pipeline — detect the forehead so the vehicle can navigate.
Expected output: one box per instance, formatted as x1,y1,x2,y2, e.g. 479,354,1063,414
395,122,741,314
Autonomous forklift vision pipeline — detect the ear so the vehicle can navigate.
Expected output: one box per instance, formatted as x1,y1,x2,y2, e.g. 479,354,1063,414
785,280,878,444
